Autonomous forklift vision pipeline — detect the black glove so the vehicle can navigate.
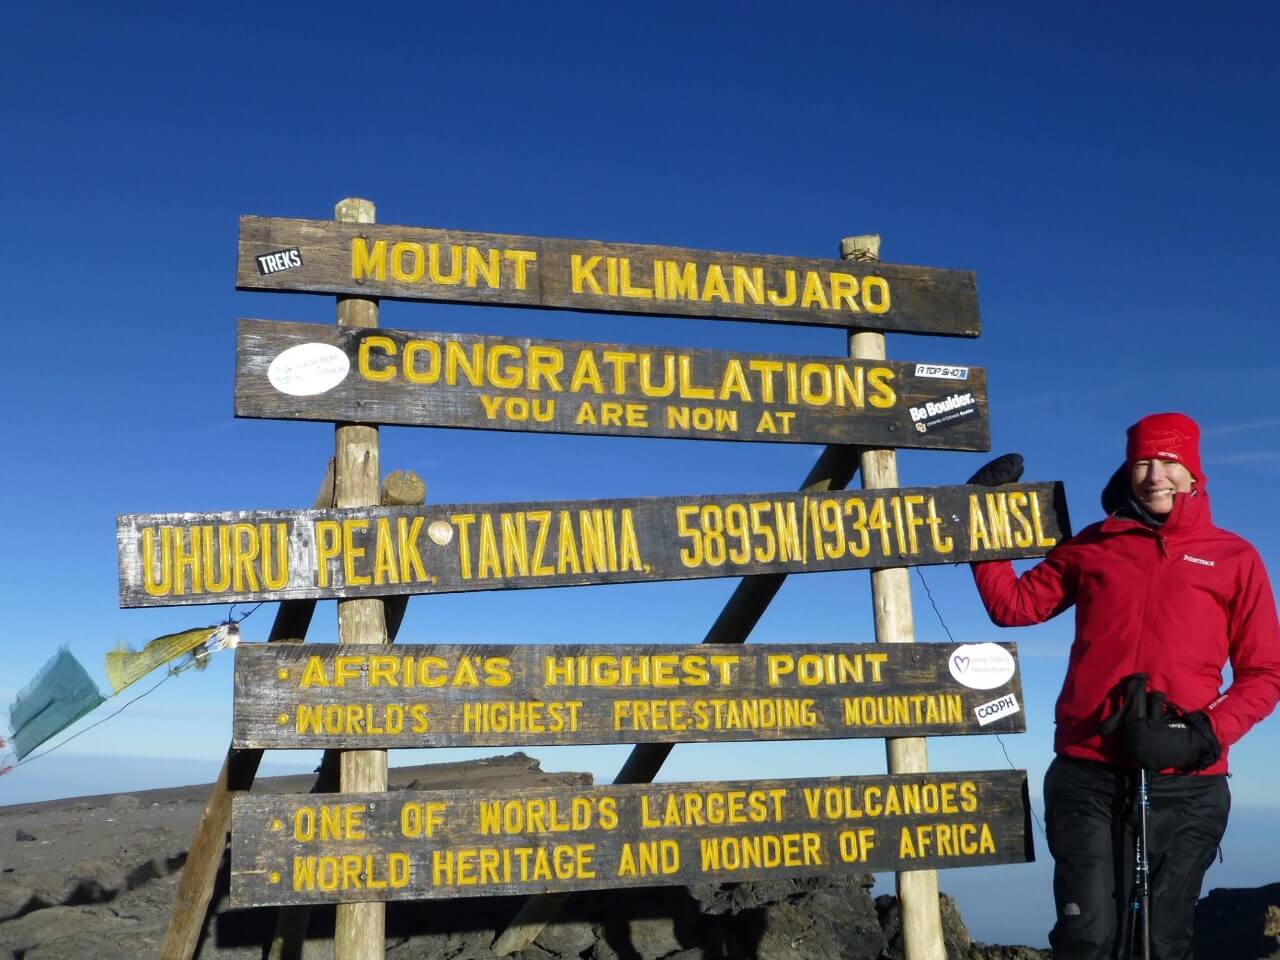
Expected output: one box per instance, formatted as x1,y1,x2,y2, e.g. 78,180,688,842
967,453,1024,486
1100,674,1221,771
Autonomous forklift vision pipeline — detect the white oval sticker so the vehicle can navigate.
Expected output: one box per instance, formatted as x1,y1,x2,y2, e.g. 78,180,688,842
947,643,1016,690
267,343,350,397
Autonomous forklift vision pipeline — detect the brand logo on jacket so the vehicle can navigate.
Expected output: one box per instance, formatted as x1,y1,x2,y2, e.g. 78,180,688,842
1183,554,1215,567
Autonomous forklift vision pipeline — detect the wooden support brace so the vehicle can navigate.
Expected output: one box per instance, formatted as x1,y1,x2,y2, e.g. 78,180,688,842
159,462,426,960
490,425,863,956
159,461,335,960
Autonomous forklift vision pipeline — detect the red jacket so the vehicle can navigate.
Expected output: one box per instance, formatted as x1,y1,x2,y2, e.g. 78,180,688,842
972,486,1280,775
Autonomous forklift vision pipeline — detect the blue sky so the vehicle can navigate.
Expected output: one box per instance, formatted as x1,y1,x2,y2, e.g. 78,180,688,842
2,2,1278,946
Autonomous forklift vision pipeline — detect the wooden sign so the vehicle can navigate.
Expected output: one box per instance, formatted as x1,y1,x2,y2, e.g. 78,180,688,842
117,482,1068,608
236,217,980,337
230,770,1031,907
235,319,991,449
232,641,1026,749
117,482,1069,608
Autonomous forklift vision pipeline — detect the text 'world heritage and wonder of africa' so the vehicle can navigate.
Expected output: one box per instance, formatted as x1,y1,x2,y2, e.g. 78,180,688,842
229,770,1031,908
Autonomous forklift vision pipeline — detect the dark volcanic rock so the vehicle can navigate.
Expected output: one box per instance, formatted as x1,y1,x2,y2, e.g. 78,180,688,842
876,891,1049,960
1194,883,1280,960
968,948,1051,960
3,755,1274,960
538,875,886,960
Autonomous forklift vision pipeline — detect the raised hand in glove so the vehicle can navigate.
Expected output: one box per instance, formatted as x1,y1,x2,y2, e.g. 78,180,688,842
967,453,1024,487
1099,674,1221,771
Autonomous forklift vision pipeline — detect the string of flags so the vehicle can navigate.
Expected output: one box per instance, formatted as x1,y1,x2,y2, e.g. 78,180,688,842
1,623,239,773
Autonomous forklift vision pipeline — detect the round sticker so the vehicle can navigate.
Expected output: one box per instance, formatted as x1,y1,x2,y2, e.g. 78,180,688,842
947,643,1016,690
267,343,350,397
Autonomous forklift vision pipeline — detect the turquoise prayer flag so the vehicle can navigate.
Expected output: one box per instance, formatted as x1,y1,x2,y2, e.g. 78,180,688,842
8,648,106,760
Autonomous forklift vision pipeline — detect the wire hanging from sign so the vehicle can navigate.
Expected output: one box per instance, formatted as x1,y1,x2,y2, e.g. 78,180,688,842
913,567,1047,843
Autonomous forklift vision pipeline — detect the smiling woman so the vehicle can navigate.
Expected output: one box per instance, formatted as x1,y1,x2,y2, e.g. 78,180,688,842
968,412,1280,960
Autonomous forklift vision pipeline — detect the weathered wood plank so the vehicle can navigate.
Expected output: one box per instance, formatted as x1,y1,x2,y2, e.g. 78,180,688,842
235,217,980,337
229,770,1031,908
232,642,1027,749
117,482,1071,607
235,319,990,449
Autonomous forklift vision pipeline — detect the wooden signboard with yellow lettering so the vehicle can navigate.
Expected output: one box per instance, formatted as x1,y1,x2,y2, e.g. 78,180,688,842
236,217,980,337
235,319,990,449
230,770,1031,908
117,482,1069,608
232,642,1026,749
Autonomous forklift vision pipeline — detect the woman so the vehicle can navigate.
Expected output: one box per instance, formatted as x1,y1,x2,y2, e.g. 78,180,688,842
969,412,1280,960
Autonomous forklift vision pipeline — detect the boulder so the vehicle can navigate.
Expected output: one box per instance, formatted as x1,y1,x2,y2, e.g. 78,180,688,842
1194,883,1280,960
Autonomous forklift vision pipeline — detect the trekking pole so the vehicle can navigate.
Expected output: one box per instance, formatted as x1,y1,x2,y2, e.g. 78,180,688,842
1135,766,1152,960
1113,676,1152,960
1122,768,1151,959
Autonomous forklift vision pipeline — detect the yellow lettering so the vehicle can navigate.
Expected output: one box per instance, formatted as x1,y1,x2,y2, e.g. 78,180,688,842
701,264,730,302
829,272,861,312
731,265,765,305
662,260,698,300
359,335,396,382
465,246,501,289
429,244,462,284
504,249,536,289
351,238,386,281
800,271,829,309
571,254,603,294
390,241,424,282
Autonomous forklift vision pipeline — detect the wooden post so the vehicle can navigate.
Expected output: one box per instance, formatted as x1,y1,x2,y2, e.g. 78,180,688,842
159,461,335,960
331,197,388,960
268,469,426,960
843,232,946,960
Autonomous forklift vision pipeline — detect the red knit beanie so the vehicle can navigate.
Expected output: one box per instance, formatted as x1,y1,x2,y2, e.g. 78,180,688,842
1126,412,1203,483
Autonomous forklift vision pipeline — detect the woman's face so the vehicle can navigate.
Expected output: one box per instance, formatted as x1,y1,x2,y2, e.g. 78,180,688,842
1130,458,1195,516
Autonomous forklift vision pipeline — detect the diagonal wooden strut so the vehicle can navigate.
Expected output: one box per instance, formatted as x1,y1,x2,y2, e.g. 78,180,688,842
160,461,335,960
492,443,861,955
159,464,425,960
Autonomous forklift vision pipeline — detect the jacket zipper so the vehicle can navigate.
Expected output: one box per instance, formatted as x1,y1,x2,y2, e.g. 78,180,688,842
1133,530,1167,675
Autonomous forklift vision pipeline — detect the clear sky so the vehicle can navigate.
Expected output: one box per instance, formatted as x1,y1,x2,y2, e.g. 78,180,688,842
3,1,1278,947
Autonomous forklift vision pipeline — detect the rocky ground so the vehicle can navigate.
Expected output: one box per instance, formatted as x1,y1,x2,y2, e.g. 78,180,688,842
0,754,1273,959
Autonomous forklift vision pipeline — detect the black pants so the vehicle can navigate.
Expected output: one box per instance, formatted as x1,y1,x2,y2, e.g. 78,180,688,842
1044,756,1230,960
